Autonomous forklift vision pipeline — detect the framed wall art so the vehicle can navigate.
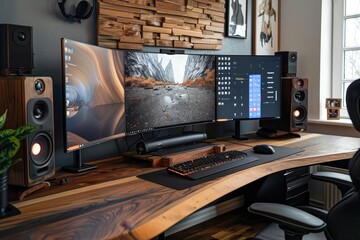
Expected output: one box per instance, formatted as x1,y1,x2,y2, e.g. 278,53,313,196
227,0,247,38
253,0,280,55
326,98,342,109
326,98,342,120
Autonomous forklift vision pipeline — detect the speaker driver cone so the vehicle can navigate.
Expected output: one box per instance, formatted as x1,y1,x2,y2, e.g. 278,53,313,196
32,100,49,121
294,90,306,102
30,132,53,166
293,106,307,122
290,53,297,62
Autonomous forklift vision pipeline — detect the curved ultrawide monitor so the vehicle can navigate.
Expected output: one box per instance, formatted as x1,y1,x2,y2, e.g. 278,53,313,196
216,55,282,121
124,52,216,135
61,38,126,152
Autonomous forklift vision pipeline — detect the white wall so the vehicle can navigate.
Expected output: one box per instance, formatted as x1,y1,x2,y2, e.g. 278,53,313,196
280,0,322,120
280,0,359,137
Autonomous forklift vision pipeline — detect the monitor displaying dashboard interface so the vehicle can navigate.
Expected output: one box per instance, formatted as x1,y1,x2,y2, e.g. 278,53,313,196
62,39,282,152
216,55,282,121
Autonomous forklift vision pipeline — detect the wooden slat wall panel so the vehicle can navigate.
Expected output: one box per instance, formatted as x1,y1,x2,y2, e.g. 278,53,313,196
97,0,225,50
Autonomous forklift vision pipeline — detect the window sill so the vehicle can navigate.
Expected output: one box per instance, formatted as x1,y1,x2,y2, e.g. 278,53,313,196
308,118,353,127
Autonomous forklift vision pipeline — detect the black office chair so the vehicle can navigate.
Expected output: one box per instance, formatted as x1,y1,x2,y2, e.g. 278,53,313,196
247,78,360,240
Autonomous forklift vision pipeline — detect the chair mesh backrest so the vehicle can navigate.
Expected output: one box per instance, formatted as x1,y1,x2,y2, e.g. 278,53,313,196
346,79,360,189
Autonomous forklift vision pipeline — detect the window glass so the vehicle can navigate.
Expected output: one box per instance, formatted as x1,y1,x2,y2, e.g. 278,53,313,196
345,17,360,48
345,0,360,16
344,50,360,80
334,0,360,113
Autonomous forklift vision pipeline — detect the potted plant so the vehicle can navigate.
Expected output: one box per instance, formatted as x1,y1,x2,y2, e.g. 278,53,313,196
0,110,36,218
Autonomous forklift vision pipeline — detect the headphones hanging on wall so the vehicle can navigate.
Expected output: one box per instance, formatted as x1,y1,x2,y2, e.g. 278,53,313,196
58,0,95,23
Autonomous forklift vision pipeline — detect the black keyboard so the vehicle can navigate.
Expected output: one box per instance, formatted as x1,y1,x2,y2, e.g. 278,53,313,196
167,150,259,180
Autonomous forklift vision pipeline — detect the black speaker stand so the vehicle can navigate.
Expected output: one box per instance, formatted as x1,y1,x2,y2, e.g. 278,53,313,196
61,150,97,173
256,128,301,139
233,120,249,140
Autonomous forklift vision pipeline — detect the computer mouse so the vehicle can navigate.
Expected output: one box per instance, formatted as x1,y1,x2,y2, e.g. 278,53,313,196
253,144,275,154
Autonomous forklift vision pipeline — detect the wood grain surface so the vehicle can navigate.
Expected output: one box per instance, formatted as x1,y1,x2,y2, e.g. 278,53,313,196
1,133,359,240
97,0,225,50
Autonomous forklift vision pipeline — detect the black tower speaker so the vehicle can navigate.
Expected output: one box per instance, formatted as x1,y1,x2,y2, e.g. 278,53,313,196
258,77,308,137
275,51,297,77
0,24,33,76
0,76,55,187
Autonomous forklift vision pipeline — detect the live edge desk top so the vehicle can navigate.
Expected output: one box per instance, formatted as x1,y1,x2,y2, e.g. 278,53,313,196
1,133,360,240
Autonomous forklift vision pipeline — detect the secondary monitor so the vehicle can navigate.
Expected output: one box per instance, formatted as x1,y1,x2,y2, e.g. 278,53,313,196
216,55,282,121
61,38,126,152
124,52,216,135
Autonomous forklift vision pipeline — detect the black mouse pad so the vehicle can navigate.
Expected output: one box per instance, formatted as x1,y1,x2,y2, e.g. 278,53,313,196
137,146,304,190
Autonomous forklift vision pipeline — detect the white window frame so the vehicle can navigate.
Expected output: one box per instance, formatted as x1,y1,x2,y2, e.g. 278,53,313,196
332,0,360,119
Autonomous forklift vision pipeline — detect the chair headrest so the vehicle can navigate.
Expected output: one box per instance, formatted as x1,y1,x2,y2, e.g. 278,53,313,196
347,79,360,189
349,149,360,190
346,79,360,132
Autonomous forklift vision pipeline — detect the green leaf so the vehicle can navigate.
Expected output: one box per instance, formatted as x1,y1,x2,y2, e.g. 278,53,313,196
15,125,37,140
0,109,36,174
0,137,20,164
0,128,17,139
0,110,7,130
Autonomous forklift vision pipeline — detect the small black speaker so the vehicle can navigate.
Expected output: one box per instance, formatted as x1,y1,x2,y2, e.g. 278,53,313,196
258,77,308,137
275,51,297,77
0,24,34,76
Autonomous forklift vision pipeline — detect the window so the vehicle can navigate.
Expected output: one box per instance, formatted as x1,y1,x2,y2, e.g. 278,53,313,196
332,0,360,118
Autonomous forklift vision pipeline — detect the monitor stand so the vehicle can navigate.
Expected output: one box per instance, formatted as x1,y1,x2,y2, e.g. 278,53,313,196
61,150,97,173
232,120,248,140
256,128,301,139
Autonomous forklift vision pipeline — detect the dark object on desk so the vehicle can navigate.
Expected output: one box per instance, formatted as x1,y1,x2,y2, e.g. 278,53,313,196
59,178,69,185
136,132,207,155
256,128,301,139
253,144,275,154
248,79,360,240
61,149,97,173
138,146,304,190
167,150,258,180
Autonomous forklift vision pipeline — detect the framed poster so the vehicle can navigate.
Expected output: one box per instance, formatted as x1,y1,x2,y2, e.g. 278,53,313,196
227,0,247,38
253,0,280,55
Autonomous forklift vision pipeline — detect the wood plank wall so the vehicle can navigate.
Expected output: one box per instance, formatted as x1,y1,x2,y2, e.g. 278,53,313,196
97,0,226,50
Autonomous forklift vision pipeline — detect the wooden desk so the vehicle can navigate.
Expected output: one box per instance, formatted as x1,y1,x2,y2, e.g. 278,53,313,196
0,133,359,240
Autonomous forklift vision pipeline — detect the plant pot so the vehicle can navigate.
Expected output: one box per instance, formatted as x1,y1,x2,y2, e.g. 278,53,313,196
0,171,20,219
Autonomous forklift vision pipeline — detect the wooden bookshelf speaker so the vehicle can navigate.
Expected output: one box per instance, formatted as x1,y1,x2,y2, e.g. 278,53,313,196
259,77,308,136
0,76,55,187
